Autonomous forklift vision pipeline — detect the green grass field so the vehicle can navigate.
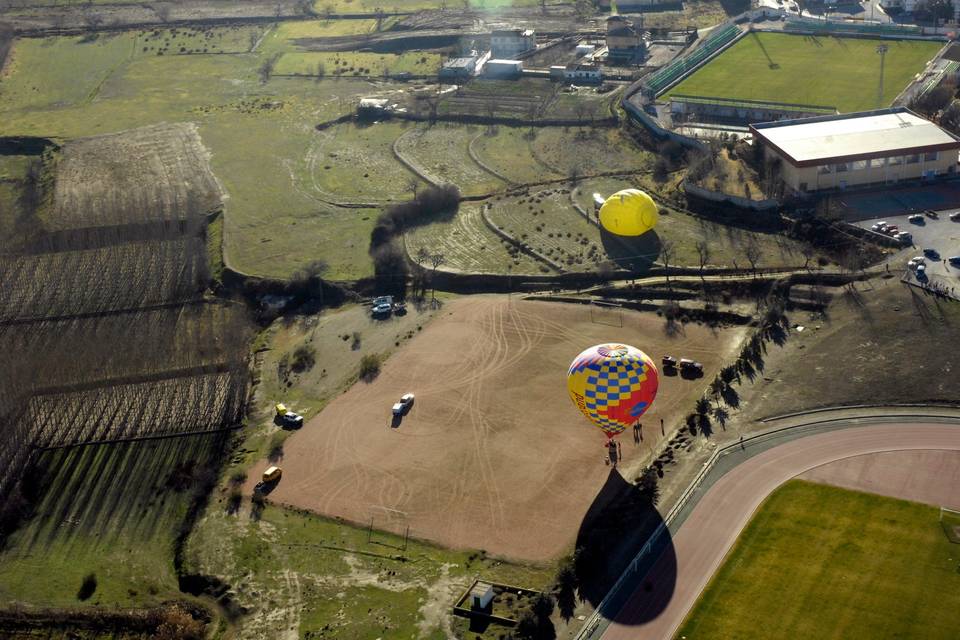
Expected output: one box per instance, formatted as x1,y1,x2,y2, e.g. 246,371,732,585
0,433,226,609
677,480,960,639
668,32,941,112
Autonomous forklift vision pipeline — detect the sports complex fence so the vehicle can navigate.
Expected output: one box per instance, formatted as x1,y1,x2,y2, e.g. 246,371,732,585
642,23,743,96
784,17,922,37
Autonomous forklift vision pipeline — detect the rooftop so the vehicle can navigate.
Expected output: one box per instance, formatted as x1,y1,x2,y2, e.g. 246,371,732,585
751,108,960,166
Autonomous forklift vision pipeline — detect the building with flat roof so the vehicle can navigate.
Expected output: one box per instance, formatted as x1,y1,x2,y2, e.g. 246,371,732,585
484,59,522,78
440,56,478,79
750,108,960,194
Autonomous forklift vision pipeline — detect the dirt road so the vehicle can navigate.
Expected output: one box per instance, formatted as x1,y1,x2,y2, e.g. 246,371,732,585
601,422,960,639
251,295,744,561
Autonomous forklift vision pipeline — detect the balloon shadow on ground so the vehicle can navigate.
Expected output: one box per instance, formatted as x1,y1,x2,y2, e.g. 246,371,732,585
574,468,676,625
600,228,662,274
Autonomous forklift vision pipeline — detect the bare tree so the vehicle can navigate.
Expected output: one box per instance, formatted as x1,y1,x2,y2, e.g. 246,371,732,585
743,237,762,276
407,177,420,200
315,61,326,82
800,242,816,272
695,239,710,282
573,100,589,124
258,54,279,84
660,238,676,287
429,253,445,302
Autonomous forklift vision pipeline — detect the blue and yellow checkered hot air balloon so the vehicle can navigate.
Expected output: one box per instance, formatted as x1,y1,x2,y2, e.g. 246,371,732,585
567,344,659,440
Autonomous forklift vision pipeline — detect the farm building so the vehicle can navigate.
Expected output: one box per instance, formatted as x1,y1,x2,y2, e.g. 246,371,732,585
490,29,536,59
440,56,478,79
606,15,645,63
484,59,523,79
564,63,602,84
750,108,960,194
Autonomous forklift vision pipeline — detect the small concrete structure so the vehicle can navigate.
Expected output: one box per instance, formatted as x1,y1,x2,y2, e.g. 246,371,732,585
440,56,478,80
470,581,495,610
484,59,523,79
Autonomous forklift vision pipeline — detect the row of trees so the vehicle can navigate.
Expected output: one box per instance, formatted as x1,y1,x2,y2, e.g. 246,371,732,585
369,184,460,298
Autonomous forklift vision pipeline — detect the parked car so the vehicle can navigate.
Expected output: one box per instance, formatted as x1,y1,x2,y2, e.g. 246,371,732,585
949,256,960,266
372,302,392,316
916,264,927,278
662,355,678,368
393,301,407,315
924,248,940,259
679,358,703,374
280,412,303,428
875,223,889,233
884,225,899,235
949,212,960,221
908,214,925,224
895,231,912,244
392,393,415,415
925,209,939,219
870,223,883,232
262,466,282,483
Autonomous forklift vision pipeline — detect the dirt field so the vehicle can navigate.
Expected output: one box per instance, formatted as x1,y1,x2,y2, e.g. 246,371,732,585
799,450,960,509
249,296,746,561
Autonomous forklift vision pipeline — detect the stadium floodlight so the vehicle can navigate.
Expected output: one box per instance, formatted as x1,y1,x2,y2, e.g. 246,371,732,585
876,44,889,108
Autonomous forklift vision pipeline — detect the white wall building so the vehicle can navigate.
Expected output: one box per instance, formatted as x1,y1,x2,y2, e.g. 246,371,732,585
750,108,960,193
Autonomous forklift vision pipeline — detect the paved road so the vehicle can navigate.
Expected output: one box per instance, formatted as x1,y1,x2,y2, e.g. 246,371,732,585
600,422,960,640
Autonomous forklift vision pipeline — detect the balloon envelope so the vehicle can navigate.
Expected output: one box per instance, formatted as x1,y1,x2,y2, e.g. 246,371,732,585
598,189,658,237
567,344,659,439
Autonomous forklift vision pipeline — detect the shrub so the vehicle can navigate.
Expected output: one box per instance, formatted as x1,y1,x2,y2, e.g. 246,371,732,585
359,353,382,381
290,345,316,373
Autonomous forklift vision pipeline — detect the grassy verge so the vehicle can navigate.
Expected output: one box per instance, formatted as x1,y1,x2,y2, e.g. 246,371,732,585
185,501,555,639
678,480,960,639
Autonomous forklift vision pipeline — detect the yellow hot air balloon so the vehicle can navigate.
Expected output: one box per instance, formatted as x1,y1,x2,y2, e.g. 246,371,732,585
598,189,658,237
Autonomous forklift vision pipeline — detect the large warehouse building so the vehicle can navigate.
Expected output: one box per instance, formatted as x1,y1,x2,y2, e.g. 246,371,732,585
750,108,960,194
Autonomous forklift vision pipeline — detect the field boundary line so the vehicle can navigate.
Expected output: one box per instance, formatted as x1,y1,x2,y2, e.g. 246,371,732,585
467,131,516,185
35,423,242,452
574,409,960,640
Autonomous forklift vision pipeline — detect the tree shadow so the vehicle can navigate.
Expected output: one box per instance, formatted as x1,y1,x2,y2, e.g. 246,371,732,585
574,469,676,625
600,227,661,274
720,385,740,409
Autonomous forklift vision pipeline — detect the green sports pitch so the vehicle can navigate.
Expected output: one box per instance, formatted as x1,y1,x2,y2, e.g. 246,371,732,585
676,480,960,640
666,32,942,113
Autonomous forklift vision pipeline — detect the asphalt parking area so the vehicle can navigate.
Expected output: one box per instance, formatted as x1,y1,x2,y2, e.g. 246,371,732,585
854,210,960,296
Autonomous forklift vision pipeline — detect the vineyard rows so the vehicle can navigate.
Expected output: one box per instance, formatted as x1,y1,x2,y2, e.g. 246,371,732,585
0,238,208,323
29,370,247,448
0,124,247,509
0,302,250,393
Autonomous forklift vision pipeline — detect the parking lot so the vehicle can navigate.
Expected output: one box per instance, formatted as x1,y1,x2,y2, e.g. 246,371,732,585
855,210,960,296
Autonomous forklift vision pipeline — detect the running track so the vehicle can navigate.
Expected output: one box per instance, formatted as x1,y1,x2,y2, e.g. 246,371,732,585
600,422,960,640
